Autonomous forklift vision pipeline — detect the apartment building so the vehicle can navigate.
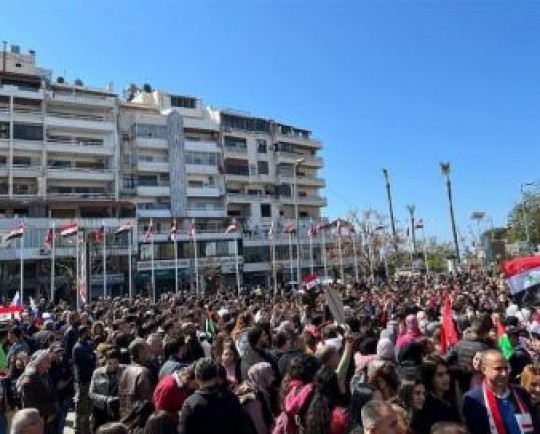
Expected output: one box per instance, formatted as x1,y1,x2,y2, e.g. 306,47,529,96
0,43,328,298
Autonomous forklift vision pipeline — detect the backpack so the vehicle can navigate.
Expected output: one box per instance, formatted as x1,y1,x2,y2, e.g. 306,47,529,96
272,383,314,434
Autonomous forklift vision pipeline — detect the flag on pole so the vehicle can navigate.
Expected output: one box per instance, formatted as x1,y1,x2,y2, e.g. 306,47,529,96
29,297,39,315
91,224,105,243
283,221,295,234
144,219,153,241
59,222,78,237
225,219,237,234
495,322,514,360
115,221,132,235
10,291,21,307
188,219,196,238
414,219,424,229
440,292,458,355
502,256,540,298
43,228,53,250
268,221,274,240
6,224,25,242
170,219,177,241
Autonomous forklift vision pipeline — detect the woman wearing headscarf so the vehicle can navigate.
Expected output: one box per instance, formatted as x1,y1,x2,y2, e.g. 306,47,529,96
396,315,423,351
17,350,58,434
234,362,276,434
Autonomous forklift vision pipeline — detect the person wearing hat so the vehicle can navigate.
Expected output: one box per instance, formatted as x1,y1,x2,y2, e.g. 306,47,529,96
73,325,97,434
17,350,58,433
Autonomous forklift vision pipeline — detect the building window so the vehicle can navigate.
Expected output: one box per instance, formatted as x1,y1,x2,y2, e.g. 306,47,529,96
13,123,43,141
260,203,271,218
133,123,168,139
170,95,197,109
257,161,269,175
257,139,267,153
224,136,247,150
0,123,9,139
300,211,309,218
185,152,218,166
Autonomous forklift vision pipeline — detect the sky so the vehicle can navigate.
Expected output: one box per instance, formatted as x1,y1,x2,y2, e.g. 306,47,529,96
1,0,539,246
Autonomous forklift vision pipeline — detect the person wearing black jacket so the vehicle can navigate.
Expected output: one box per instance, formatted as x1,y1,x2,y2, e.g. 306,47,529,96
73,326,96,434
49,343,73,434
178,358,253,434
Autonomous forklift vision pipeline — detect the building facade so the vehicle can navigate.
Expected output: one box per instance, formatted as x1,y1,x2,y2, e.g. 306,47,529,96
0,43,331,299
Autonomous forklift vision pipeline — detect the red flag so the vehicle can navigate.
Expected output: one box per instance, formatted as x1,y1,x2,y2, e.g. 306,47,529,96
43,229,53,250
440,292,458,355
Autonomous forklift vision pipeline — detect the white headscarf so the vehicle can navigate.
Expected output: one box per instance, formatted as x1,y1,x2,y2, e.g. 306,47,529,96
16,349,50,392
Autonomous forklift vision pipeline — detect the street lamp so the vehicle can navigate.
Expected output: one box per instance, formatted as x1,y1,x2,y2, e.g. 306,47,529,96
294,157,305,285
406,204,416,252
521,181,535,252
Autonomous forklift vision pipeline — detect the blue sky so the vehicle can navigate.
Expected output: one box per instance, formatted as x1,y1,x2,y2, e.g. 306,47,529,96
2,0,540,244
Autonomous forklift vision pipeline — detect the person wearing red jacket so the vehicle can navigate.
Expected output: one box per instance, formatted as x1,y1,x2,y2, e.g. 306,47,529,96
152,365,197,425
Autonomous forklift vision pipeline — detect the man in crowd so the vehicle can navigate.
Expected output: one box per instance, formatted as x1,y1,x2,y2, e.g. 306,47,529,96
73,325,96,434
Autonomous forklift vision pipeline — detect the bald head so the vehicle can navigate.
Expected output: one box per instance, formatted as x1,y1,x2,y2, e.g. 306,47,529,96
481,349,509,395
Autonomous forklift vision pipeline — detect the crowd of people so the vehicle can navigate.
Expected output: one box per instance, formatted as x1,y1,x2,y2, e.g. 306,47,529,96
1,270,540,434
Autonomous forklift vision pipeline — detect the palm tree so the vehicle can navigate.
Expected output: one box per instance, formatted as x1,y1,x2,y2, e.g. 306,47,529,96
440,162,460,262
382,168,397,249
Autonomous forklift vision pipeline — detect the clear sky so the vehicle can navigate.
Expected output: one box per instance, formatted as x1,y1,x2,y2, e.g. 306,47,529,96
2,0,539,245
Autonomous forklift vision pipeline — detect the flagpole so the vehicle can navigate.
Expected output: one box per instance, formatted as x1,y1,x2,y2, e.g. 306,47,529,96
234,232,241,296
422,226,430,274
76,230,80,312
128,228,133,301
20,229,24,305
103,221,107,300
309,231,314,276
151,231,155,303
272,234,277,297
351,229,359,282
174,236,179,296
193,220,199,295
288,232,294,283
338,232,344,282
383,227,389,279
51,222,55,302
322,228,328,278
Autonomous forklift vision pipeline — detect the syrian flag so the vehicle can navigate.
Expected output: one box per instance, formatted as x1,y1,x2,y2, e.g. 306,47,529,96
316,220,331,232
91,223,105,243
43,228,53,250
225,219,237,234
144,219,153,241
268,221,274,240
59,222,78,237
170,219,177,241
6,224,25,242
283,221,296,234
188,219,196,238
305,274,320,290
115,221,132,235
502,256,540,306
414,219,424,229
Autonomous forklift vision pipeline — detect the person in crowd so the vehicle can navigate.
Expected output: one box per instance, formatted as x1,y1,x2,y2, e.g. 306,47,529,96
369,362,399,401
145,334,163,385
89,348,124,432
7,327,30,368
235,362,276,434
520,364,540,420
396,315,422,351
241,325,273,381
64,313,80,361
360,400,398,434
91,322,107,348
157,336,187,381
118,338,154,421
220,341,242,386
463,349,540,434
429,422,468,434
95,422,129,434
152,364,196,425
73,325,97,434
178,358,251,434
143,411,177,434
49,342,73,434
231,312,254,358
346,378,381,433
17,350,57,434
10,408,43,434
397,377,426,434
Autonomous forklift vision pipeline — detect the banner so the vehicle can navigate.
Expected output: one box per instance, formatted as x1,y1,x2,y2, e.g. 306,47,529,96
324,286,346,325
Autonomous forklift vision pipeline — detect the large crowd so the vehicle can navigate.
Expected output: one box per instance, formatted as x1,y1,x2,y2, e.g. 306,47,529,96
1,270,540,434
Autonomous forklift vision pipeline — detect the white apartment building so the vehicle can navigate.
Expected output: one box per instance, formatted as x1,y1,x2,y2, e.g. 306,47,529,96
0,43,330,299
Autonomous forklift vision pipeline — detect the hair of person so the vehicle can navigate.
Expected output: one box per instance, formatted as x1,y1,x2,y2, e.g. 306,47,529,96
348,379,378,430
286,354,320,383
220,340,239,361
247,325,266,347
369,362,399,395
520,364,540,390
194,357,218,382
273,331,289,349
421,355,447,393
143,411,177,434
105,348,121,360
128,338,147,361
361,400,394,430
231,311,253,340
304,365,341,434
480,348,505,365
162,335,185,360
430,421,468,434
10,408,42,434
398,377,424,415
96,422,129,434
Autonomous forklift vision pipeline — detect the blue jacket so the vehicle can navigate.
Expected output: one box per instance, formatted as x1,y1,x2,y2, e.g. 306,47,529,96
462,384,540,434
73,341,96,384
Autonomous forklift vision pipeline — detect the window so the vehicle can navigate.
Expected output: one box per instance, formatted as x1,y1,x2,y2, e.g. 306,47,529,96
13,123,43,141
185,152,218,166
170,95,197,109
13,156,31,166
257,161,269,175
0,123,9,139
257,139,267,153
260,203,271,218
224,136,247,150
0,156,5,165
300,212,309,218
133,123,168,139
138,175,158,186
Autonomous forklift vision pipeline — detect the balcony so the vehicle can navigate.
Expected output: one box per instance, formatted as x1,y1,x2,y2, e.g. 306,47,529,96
223,146,248,156
303,156,324,168
46,112,115,131
11,139,43,152
227,193,273,203
185,164,219,175
49,91,116,107
184,140,219,153
187,186,222,197
0,85,45,100
136,160,169,173
275,132,322,149
186,208,227,218
136,207,172,218
133,137,168,150
136,185,170,197
280,195,327,207
12,107,43,123
12,164,43,177
46,167,114,181
278,174,325,187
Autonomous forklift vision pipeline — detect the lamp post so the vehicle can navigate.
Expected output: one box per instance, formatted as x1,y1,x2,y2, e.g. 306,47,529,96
521,182,535,253
382,168,397,250
440,162,460,262
406,204,416,252
294,157,305,286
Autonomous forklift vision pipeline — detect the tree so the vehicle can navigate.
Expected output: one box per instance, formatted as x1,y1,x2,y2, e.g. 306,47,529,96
424,237,455,272
440,161,461,261
507,187,540,248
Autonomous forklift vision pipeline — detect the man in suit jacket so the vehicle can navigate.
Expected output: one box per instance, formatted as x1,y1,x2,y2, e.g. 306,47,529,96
462,349,539,434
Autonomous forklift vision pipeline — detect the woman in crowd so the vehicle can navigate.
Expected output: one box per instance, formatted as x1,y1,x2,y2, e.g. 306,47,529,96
231,312,254,358
397,377,426,434
368,362,399,401
221,341,242,386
